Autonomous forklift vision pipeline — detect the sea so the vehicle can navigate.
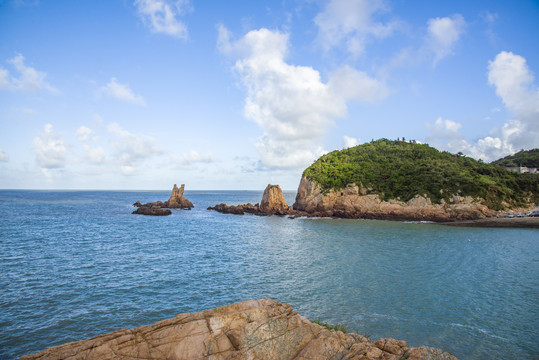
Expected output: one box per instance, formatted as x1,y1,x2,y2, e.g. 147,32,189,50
0,190,538,359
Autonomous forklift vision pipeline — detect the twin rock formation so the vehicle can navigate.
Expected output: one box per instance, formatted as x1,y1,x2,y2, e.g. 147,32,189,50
22,299,456,360
133,184,193,216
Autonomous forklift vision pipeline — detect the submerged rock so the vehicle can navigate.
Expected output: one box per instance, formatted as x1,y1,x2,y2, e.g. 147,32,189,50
21,299,457,360
132,206,172,216
132,184,193,216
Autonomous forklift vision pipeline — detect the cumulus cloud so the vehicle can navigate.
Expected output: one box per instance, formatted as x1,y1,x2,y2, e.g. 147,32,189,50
107,123,162,170
0,54,56,93
75,126,94,142
314,0,395,56
34,124,67,168
219,26,387,169
134,0,191,39
0,148,9,162
426,117,462,139
426,51,539,161
98,78,145,105
425,14,465,64
343,136,359,148
84,145,106,164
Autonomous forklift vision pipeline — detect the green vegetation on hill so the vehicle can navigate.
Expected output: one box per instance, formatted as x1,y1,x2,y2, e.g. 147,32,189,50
302,139,538,210
491,148,539,168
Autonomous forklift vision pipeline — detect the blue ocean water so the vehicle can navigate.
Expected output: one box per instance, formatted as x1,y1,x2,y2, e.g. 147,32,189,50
0,190,538,359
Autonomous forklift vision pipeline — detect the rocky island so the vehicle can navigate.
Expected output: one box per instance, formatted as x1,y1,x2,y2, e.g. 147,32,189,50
292,139,537,221
21,299,457,360
133,184,194,216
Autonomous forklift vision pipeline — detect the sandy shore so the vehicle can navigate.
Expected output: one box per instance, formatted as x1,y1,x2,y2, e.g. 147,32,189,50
438,217,539,229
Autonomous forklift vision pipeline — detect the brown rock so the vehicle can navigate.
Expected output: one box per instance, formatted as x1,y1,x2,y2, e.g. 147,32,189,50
132,206,172,216
22,299,457,360
292,176,498,222
260,184,288,214
167,184,194,209
209,185,289,216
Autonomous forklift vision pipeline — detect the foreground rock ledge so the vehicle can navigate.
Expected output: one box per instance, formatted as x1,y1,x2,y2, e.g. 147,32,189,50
22,299,457,360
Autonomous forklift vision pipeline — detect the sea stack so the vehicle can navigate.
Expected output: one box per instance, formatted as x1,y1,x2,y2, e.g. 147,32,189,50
208,184,289,215
260,184,288,214
166,184,194,209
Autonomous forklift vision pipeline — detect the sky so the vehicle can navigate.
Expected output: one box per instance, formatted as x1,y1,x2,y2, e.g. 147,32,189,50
0,0,538,190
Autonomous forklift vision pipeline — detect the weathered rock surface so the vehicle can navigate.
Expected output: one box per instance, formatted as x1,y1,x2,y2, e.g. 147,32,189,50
292,177,497,221
167,184,194,209
22,299,457,360
208,184,290,216
132,184,193,216
260,184,288,214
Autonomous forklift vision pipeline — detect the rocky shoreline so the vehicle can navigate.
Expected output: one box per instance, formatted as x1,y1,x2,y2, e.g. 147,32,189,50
207,179,537,226
438,216,539,229
21,299,457,360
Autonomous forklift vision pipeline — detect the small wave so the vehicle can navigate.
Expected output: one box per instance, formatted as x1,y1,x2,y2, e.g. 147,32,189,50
403,220,436,224
449,323,509,342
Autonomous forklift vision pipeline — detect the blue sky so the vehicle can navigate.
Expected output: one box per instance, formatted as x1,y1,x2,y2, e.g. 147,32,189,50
0,0,538,190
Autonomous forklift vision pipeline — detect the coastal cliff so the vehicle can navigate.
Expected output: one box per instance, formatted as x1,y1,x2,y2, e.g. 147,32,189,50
293,176,494,221
21,299,457,360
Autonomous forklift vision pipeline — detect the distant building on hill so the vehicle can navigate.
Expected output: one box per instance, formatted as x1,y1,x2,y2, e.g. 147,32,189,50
503,166,538,174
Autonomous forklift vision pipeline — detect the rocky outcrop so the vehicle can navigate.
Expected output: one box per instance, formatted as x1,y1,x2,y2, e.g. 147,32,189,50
293,177,496,221
260,184,288,214
208,184,290,216
22,299,457,360
207,203,260,215
133,184,193,216
167,184,194,209
132,202,172,216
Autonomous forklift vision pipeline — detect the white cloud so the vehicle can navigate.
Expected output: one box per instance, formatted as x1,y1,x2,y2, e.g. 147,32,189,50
0,54,56,93
108,122,163,168
134,0,191,39
34,124,67,168
425,14,465,64
426,117,518,161
0,148,9,162
426,52,539,161
181,150,214,165
84,145,106,164
98,78,145,105
219,27,387,169
314,0,395,56
426,117,462,137
343,136,359,148
75,126,94,142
